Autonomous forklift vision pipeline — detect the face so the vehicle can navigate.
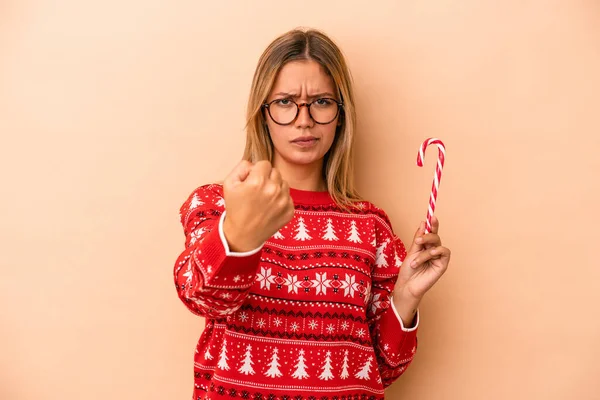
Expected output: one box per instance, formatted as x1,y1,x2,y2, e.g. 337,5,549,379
264,60,340,171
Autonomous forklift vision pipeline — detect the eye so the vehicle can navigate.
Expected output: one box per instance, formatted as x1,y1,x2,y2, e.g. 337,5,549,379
315,98,334,106
274,99,293,106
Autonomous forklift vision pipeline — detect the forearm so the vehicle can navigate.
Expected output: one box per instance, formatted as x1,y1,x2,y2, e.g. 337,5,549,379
174,213,263,318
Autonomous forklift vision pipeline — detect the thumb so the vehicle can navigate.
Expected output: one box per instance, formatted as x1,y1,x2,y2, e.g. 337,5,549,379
407,221,426,255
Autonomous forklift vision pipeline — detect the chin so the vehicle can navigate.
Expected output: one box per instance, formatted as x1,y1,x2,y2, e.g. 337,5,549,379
283,151,324,166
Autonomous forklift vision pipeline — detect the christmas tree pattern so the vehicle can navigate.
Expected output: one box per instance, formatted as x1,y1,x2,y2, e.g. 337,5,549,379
273,229,284,240
189,193,204,209
322,218,338,241
318,351,334,380
217,339,230,370
204,347,213,360
238,344,255,375
294,217,312,241
264,347,282,378
340,350,350,379
375,238,391,268
291,349,310,379
394,247,403,267
347,220,362,243
355,356,374,380
216,195,225,207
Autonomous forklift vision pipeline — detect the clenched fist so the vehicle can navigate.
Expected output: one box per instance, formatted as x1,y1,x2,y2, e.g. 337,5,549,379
222,160,295,252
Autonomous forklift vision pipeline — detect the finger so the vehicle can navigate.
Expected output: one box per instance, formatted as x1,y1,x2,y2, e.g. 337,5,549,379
226,160,253,185
407,221,427,255
435,246,451,263
248,160,272,181
410,246,450,269
430,215,440,235
269,167,283,185
415,232,442,248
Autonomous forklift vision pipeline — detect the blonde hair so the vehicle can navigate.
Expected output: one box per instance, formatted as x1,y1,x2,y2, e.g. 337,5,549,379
243,28,363,211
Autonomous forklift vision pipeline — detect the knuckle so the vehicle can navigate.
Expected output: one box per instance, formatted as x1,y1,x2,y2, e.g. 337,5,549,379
247,176,263,189
277,197,288,210
263,183,277,197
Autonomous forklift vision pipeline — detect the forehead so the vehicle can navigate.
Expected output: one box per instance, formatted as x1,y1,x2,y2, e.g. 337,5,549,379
270,60,335,95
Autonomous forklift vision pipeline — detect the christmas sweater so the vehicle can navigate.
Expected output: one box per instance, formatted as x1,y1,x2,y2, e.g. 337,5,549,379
173,184,419,400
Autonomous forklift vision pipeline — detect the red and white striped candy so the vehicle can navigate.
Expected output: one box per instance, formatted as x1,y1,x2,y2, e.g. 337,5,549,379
417,138,446,234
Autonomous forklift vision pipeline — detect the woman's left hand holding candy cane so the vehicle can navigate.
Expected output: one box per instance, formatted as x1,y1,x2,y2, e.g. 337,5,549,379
392,216,452,327
392,138,452,328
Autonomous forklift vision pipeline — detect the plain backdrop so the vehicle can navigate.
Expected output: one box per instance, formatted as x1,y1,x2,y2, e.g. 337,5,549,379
1,1,599,399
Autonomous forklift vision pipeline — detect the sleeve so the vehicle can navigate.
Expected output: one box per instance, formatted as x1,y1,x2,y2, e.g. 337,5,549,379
367,211,419,388
173,184,264,319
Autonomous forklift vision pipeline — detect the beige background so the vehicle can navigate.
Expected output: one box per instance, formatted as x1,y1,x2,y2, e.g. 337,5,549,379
1,1,599,399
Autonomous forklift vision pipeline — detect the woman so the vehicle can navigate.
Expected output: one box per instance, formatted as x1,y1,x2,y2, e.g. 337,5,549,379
174,28,451,400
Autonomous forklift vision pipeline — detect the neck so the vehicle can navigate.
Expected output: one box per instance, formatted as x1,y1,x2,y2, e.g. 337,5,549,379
272,156,327,192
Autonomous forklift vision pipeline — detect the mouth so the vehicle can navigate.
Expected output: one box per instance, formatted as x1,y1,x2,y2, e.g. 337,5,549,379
291,137,319,143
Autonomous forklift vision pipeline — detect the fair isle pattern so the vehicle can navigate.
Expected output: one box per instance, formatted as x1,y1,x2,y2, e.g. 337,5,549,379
174,184,418,400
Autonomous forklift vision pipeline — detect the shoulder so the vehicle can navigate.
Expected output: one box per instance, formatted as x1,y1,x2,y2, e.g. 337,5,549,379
359,200,406,255
352,199,395,231
182,183,224,204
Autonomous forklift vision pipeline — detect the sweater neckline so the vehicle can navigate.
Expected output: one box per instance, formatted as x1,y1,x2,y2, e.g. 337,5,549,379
289,187,334,205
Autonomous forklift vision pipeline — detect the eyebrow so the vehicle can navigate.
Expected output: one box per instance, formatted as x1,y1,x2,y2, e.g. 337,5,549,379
273,92,337,99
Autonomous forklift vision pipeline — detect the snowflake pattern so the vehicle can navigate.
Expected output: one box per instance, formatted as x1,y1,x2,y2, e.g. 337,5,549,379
340,274,359,297
369,293,388,315
283,274,302,294
326,324,335,334
255,269,371,303
312,272,332,295
257,267,276,290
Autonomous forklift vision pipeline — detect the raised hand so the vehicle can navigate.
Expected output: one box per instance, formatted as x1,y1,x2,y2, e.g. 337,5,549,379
222,160,295,252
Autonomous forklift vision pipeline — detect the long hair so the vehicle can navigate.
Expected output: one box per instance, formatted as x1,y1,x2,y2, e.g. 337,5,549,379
243,28,362,210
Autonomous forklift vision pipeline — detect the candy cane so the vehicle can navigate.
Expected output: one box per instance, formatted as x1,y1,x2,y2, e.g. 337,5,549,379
417,138,446,234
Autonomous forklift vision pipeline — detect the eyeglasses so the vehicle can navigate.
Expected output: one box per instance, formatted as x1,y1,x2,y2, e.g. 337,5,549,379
262,98,343,125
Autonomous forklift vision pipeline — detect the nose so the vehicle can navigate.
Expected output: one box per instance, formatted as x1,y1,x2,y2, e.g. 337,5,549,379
295,103,314,128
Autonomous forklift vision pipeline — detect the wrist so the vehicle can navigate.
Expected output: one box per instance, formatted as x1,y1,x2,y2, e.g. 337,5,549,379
222,216,258,253
392,289,421,329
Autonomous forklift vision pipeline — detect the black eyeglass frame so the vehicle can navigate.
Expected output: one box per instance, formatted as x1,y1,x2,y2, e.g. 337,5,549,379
262,98,344,126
